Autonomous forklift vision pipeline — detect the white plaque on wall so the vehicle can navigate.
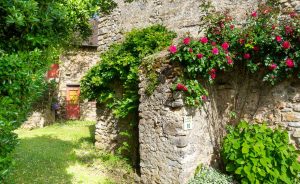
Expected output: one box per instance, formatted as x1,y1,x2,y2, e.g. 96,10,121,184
183,116,193,130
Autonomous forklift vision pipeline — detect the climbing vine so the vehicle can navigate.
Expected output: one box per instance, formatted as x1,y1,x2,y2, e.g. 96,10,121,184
81,25,176,118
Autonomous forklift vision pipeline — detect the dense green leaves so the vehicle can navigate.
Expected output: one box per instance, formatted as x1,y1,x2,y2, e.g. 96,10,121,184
0,0,117,181
222,121,300,184
81,25,176,118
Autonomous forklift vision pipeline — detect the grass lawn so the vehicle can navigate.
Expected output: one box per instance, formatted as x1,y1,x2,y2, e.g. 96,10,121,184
6,121,134,184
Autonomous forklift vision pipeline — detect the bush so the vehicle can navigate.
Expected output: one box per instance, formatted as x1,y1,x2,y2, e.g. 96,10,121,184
222,121,300,184
189,166,233,184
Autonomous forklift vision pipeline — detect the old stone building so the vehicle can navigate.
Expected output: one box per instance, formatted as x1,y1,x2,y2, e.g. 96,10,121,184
22,19,99,129
94,0,300,184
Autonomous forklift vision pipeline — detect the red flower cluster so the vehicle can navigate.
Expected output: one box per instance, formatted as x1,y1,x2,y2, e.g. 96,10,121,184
244,53,251,60
183,37,191,45
221,42,230,50
169,45,177,54
176,83,188,91
209,68,216,79
200,37,208,44
286,58,294,68
269,63,277,70
282,41,290,49
197,53,203,59
212,47,219,55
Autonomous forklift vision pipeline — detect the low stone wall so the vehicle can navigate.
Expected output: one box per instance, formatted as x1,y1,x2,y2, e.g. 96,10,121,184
136,52,300,183
22,109,55,129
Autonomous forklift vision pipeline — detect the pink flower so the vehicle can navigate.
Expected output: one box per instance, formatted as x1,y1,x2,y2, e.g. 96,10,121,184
183,37,191,45
275,36,282,42
253,46,259,52
269,63,277,70
176,83,188,92
286,58,294,68
221,42,230,50
251,11,257,17
169,45,177,54
244,53,251,59
230,25,235,30
201,95,208,101
200,37,208,44
282,41,291,49
212,47,219,55
197,53,203,59
211,42,217,46
189,48,193,53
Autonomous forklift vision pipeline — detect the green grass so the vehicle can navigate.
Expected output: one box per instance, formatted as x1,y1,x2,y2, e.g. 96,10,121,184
6,121,133,184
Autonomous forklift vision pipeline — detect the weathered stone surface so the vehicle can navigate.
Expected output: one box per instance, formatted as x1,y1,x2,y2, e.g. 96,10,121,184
282,113,300,122
293,130,300,138
288,122,300,127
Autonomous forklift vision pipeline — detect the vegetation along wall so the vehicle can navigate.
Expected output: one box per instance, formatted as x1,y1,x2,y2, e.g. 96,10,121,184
85,0,300,183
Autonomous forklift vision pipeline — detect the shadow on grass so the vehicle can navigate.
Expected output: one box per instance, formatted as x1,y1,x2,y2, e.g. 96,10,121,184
6,135,77,184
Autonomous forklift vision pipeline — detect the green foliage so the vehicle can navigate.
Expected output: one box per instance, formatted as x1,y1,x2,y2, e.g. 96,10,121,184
171,3,300,85
0,0,116,181
81,25,176,118
222,121,300,184
189,166,234,184
172,79,208,107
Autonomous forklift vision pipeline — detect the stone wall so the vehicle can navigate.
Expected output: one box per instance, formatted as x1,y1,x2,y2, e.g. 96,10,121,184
94,0,300,183
138,52,216,184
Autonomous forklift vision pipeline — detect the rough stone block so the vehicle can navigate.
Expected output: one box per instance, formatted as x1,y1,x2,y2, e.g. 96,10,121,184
293,130,300,138
282,112,300,122
288,122,300,127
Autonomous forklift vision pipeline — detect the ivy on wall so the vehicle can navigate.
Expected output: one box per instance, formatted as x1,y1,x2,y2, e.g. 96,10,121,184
81,25,176,119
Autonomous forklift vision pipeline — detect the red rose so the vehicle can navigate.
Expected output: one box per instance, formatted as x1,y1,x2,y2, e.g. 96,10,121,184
221,42,230,50
290,12,297,18
212,47,219,55
253,46,259,52
239,39,245,45
226,56,233,65
176,83,188,92
269,63,277,70
275,36,282,42
286,58,294,68
201,95,208,101
272,25,276,30
251,11,257,17
189,48,193,53
285,26,293,35
169,45,177,54
209,69,216,79
244,53,251,59
230,25,235,30
200,37,208,44
211,41,217,46
282,41,291,49
197,53,203,59
183,37,191,45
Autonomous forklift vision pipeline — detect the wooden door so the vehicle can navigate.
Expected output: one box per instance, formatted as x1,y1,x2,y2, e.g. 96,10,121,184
66,87,80,119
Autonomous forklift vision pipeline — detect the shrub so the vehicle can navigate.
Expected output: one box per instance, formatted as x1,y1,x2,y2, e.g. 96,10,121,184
222,121,300,184
189,166,233,184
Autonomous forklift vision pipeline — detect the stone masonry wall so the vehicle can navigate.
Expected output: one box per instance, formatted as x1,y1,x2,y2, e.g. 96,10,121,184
94,0,300,183
138,52,216,184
